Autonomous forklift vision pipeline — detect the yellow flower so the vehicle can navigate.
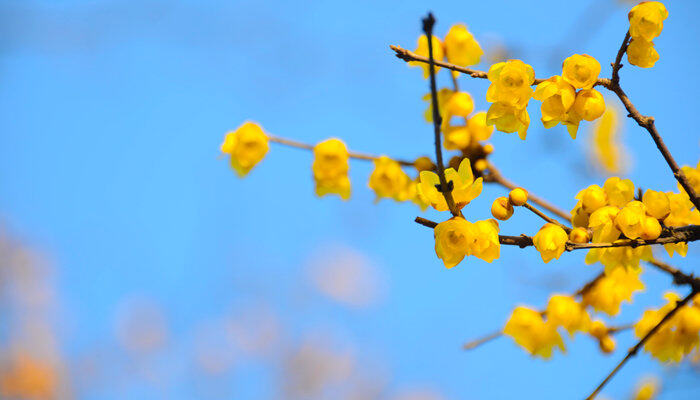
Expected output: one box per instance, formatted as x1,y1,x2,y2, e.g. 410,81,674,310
615,200,647,239
444,24,483,68
508,188,528,206
640,216,662,240
486,102,530,139
627,38,660,68
443,125,471,150
469,219,501,263
576,184,607,213
312,138,351,200
434,217,474,268
533,76,578,136
628,1,668,42
664,242,688,258
572,89,606,121
417,158,483,212
582,267,645,316
632,378,660,400
405,178,430,211
486,60,535,108
422,88,454,123
603,176,635,208
444,91,475,119
570,200,590,228
466,112,494,141
664,192,700,227
503,306,565,359
409,34,444,78
569,227,590,244
635,292,700,363
590,244,652,274
221,122,270,177
642,189,670,219
562,54,601,90
679,161,700,196
533,223,569,263
546,295,591,335
588,206,621,243
590,106,627,175
368,156,411,202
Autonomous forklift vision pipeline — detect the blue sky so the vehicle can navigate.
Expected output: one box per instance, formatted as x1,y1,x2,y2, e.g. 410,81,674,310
0,0,699,399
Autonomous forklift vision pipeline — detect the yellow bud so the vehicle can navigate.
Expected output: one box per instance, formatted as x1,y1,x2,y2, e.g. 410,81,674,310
508,188,528,206
628,1,668,42
491,197,514,221
573,89,606,121
627,38,660,68
482,143,494,154
580,185,607,213
599,335,616,354
474,159,488,172
589,320,608,339
562,54,601,90
533,223,569,263
640,216,662,240
413,156,434,172
569,227,590,244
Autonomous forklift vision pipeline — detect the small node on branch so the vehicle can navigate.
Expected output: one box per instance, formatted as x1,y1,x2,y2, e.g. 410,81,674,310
435,180,454,193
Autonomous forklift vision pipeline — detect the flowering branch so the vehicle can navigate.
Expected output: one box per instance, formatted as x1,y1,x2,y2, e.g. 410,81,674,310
584,288,699,400
414,216,700,251
267,134,415,166
423,13,460,217
597,31,700,211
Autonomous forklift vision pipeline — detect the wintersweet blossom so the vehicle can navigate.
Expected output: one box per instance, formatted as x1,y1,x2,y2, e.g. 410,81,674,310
503,306,565,359
533,223,568,263
562,54,601,90
221,122,270,177
312,138,351,200
417,158,483,212
410,34,444,78
582,267,645,316
444,24,483,68
368,156,411,202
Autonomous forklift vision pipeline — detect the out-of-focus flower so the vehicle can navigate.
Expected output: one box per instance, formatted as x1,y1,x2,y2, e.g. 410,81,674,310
312,138,351,200
221,121,270,177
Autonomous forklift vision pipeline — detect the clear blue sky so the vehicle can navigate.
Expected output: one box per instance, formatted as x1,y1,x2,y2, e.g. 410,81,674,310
0,0,698,399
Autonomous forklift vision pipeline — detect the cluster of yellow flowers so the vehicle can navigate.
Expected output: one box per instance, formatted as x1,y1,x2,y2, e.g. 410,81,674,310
503,269,649,359
409,24,483,79
571,177,700,273
626,1,668,68
634,292,700,362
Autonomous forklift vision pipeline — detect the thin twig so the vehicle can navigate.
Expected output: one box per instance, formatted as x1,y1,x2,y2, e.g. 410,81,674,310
522,202,572,233
267,135,415,167
646,259,700,291
585,289,699,400
423,13,459,217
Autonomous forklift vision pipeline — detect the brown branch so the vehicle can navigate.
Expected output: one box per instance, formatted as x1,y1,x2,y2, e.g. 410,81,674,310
585,289,699,400
598,31,700,211
267,135,415,167
647,259,700,292
422,13,459,217
485,162,571,222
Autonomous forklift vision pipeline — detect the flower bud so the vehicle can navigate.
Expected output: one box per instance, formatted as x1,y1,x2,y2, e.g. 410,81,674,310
580,185,607,213
640,216,662,240
589,320,608,339
491,197,514,220
569,227,591,244
474,159,488,172
482,143,494,154
508,188,528,206
598,335,616,354
573,89,606,121
414,156,434,172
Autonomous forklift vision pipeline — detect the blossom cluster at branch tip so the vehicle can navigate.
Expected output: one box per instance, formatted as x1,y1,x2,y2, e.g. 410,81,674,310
220,121,270,177
627,2,668,68
634,292,700,363
533,55,604,139
434,216,500,268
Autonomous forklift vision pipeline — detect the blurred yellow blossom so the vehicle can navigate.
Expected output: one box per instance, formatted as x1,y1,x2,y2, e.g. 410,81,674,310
444,24,483,69
221,121,270,177
582,267,644,316
590,107,627,175
312,138,351,200
368,156,411,202
546,295,591,335
410,34,444,78
503,306,565,359
467,112,494,141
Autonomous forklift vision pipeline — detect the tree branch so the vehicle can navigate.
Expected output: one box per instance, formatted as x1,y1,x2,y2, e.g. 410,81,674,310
422,13,459,217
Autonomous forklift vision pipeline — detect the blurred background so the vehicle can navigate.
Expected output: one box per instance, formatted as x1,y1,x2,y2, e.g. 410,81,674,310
0,0,699,399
